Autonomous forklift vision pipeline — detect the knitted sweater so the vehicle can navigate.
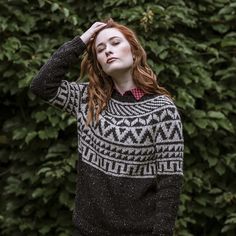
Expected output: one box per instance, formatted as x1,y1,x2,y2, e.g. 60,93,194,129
30,36,184,236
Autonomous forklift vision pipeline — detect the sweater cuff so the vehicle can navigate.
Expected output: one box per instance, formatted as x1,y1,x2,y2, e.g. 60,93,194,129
70,36,87,54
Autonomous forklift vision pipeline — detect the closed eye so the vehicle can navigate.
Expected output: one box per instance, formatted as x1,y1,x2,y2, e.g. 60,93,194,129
97,47,105,53
112,41,120,45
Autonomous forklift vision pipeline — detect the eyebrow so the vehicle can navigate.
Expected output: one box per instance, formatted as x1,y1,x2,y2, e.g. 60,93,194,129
96,36,121,48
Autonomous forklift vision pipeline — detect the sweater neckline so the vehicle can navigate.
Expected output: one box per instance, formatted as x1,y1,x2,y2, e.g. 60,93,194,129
110,91,164,104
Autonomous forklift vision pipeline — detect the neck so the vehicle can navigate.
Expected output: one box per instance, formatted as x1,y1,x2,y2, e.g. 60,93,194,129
111,71,136,94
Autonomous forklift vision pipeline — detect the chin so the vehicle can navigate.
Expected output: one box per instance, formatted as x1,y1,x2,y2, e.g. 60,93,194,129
105,67,132,77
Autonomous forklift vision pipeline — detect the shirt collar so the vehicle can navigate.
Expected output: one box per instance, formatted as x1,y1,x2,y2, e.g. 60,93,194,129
114,87,145,101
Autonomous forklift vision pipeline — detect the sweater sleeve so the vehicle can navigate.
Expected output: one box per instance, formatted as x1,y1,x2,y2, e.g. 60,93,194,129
152,103,184,236
30,36,86,116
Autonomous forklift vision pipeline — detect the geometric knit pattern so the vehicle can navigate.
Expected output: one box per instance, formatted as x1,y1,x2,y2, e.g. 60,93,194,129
50,80,184,178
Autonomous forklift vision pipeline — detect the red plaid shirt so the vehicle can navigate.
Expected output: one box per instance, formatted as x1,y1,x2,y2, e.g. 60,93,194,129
115,87,145,101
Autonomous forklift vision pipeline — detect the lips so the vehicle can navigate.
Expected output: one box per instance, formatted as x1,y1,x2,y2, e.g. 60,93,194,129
106,57,118,64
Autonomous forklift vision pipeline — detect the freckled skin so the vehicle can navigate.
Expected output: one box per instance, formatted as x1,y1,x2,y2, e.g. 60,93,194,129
95,28,133,77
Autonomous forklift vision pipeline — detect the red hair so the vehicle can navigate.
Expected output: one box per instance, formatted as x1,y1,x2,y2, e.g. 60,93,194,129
80,19,171,125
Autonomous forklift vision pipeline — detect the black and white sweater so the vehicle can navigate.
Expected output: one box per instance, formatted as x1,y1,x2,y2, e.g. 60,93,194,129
30,36,184,236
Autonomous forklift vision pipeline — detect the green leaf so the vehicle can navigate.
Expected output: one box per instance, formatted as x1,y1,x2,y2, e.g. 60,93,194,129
195,196,207,206
215,163,226,175
212,24,230,33
38,0,45,7
34,111,47,122
217,119,234,132
184,122,196,135
221,38,236,47
209,188,222,194
194,119,208,129
39,225,51,234
13,127,28,140
63,8,70,17
208,111,226,119
25,131,37,143
51,3,59,12
208,157,218,167
37,167,51,175
38,130,48,139
59,191,70,205
32,188,44,198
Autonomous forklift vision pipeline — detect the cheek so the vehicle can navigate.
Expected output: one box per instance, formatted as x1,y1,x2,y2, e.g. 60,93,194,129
120,46,133,62
121,45,132,56
96,55,105,68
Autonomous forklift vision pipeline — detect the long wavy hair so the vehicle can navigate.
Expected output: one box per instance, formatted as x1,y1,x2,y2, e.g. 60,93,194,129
80,19,171,125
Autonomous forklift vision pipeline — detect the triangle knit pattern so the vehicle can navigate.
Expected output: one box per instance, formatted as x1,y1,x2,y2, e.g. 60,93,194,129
50,80,184,178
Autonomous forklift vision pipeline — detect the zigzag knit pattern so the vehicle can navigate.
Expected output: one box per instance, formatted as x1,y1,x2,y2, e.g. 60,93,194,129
50,80,184,178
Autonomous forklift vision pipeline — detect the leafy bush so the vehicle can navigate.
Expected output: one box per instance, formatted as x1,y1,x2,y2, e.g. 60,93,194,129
0,0,235,235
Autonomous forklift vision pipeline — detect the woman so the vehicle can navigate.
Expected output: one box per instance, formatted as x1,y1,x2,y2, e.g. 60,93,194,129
30,19,184,236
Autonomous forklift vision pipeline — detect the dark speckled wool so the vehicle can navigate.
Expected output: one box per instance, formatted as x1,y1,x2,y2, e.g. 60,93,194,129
30,36,184,236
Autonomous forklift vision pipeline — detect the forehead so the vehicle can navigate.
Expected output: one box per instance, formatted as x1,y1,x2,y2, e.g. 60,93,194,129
95,28,126,46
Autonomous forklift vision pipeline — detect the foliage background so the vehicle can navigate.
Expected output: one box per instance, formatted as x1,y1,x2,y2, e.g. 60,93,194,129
0,0,236,235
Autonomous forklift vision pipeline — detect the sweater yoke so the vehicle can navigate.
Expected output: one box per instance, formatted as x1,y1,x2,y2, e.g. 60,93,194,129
50,81,184,179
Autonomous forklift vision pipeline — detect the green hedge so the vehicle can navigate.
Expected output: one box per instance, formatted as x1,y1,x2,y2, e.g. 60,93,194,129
0,0,235,235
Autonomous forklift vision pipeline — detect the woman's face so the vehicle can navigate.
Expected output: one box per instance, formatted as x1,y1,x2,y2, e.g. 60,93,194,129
95,28,133,77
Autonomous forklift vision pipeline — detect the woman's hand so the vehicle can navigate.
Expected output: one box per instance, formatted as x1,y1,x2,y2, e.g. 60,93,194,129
80,22,107,45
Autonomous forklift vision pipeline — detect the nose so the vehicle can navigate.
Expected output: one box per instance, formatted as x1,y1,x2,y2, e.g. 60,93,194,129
105,51,111,57
105,45,113,57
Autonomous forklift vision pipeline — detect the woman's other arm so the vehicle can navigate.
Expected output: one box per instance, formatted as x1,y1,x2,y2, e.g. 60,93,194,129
153,103,184,236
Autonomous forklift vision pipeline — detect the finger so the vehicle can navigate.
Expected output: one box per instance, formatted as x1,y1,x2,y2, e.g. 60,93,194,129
96,24,107,30
93,23,107,33
93,22,107,28
94,21,106,25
